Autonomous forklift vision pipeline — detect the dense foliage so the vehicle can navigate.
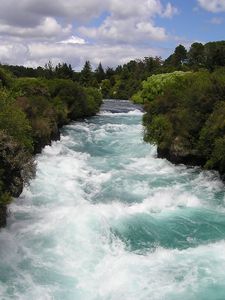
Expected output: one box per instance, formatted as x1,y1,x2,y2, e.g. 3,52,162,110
0,67,102,224
139,69,225,178
129,41,225,178
132,71,188,104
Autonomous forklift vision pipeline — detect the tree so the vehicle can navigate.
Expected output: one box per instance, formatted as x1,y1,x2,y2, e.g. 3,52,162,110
144,56,162,73
174,45,188,66
55,63,74,79
80,61,93,86
101,79,111,98
95,62,105,83
204,41,225,70
188,42,205,67
105,67,115,79
164,45,187,68
137,71,188,103
44,61,54,79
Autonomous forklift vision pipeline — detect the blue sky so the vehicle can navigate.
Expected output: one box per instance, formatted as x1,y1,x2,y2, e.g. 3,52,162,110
159,0,224,45
0,0,224,69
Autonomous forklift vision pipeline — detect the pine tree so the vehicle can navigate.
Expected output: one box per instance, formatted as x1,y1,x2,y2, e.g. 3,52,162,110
95,63,105,83
80,61,93,86
55,63,74,79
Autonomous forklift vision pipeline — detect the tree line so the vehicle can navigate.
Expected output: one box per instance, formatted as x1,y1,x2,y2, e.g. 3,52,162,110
2,41,225,101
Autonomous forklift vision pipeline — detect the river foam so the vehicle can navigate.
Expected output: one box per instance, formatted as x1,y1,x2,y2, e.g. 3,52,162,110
0,100,225,300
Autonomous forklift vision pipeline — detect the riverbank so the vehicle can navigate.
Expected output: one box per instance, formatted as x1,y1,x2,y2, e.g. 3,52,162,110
134,70,225,180
0,71,102,228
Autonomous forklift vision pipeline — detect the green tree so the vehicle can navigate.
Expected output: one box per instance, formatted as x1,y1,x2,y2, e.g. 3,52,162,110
188,42,205,67
55,63,74,79
204,41,225,70
164,45,187,68
174,45,187,66
101,79,111,98
95,62,105,83
80,61,93,86
44,61,54,79
134,71,188,103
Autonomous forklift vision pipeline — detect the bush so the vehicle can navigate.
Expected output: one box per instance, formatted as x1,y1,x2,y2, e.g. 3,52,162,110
0,89,33,151
138,68,225,175
0,68,13,88
0,192,12,206
133,71,189,104
13,77,49,97
144,114,173,149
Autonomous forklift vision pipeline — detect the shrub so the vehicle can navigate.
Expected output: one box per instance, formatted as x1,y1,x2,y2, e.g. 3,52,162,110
138,68,225,175
0,68,13,88
0,89,33,151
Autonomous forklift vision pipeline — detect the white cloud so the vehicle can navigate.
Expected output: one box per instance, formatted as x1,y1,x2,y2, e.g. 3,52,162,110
27,42,162,69
0,0,178,68
108,0,177,20
162,3,179,18
0,38,164,69
79,18,167,44
79,0,177,44
109,0,161,19
0,0,106,26
198,0,225,12
0,17,71,38
0,41,29,65
59,36,86,45
136,22,167,40
0,0,177,42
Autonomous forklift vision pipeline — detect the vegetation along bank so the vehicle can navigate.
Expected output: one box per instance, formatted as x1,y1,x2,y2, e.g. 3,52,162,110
0,67,102,227
132,41,225,180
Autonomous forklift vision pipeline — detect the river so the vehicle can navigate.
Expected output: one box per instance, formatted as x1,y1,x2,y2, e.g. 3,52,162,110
0,100,225,300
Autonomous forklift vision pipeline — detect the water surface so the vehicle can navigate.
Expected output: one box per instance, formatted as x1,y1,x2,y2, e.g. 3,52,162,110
0,100,225,300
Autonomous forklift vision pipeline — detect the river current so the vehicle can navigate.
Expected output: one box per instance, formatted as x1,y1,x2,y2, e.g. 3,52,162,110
0,100,225,300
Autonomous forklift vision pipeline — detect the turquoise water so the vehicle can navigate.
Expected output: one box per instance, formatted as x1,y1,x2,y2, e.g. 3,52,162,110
0,99,225,300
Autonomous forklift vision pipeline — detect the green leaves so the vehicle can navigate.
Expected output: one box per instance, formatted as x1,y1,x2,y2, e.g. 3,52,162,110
133,71,189,104
0,68,13,88
140,68,225,177
0,89,33,151
144,114,173,149
0,73,102,211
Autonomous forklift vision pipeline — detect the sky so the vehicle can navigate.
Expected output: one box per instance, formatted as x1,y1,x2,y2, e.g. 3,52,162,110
0,0,224,70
